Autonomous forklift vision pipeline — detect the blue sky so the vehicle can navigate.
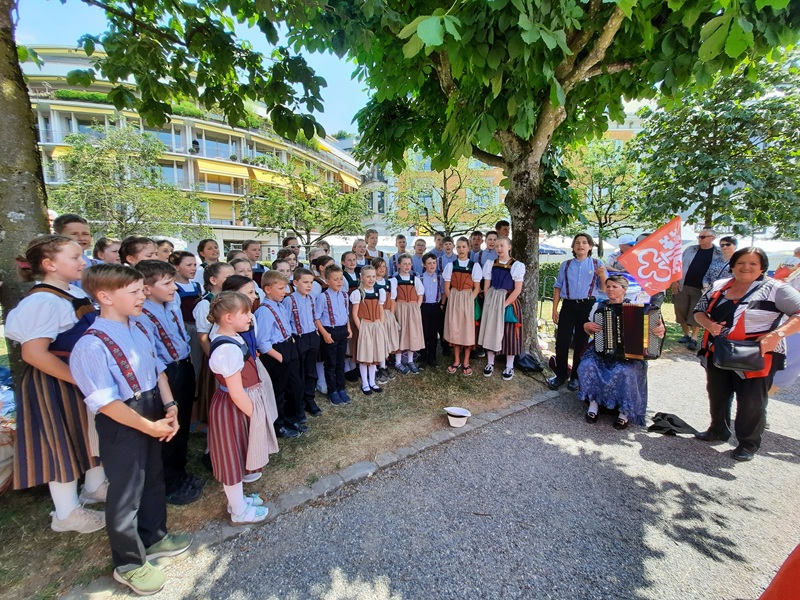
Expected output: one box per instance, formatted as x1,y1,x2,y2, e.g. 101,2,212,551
16,0,370,135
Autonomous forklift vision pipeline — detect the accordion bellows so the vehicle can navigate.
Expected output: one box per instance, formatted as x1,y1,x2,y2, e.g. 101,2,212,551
593,303,664,361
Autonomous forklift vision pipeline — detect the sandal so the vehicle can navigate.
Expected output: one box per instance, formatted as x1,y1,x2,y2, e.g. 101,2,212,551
230,504,269,526
227,493,265,514
447,364,462,374
585,411,598,424
613,417,629,430
462,365,473,376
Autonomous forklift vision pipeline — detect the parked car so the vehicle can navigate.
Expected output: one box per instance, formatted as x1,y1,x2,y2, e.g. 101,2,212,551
539,243,567,255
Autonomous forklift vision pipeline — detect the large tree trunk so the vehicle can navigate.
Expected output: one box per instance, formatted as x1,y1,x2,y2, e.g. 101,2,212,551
504,155,544,361
0,0,50,383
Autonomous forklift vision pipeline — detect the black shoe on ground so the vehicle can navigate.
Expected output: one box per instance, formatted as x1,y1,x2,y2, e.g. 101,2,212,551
687,339,698,351
290,422,309,433
677,335,691,344
694,430,730,442
344,368,360,382
732,446,755,462
546,376,564,390
166,481,201,505
184,473,206,492
276,426,302,439
307,404,323,417
567,379,580,392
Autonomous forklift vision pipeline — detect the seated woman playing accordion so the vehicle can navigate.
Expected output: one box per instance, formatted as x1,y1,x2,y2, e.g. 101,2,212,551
577,275,666,429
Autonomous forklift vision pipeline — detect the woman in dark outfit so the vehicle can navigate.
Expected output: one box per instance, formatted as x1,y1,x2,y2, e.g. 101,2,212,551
693,247,800,461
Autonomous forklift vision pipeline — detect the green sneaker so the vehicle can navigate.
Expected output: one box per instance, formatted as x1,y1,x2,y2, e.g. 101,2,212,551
145,533,193,560
113,562,165,596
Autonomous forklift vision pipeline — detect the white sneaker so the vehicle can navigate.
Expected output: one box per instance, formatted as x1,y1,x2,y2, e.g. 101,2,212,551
51,505,106,534
230,504,269,526
226,493,265,514
79,480,109,505
242,471,262,483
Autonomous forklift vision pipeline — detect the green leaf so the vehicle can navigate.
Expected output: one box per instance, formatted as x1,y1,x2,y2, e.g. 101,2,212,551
699,14,732,62
681,6,703,28
725,19,754,58
492,73,503,98
616,0,638,18
83,38,95,56
521,28,540,45
518,13,532,31
417,16,444,47
17,46,28,62
403,35,424,58
550,80,565,107
399,15,427,40
540,29,558,50
756,0,790,9
443,16,462,41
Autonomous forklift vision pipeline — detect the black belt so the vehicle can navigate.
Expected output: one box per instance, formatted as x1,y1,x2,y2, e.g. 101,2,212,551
125,388,158,418
564,297,596,304
171,356,192,365
325,324,347,330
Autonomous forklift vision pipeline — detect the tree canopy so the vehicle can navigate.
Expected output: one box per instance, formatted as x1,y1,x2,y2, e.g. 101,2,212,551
630,52,800,236
562,138,638,256
242,155,370,247
287,0,800,353
48,126,212,239
387,156,508,236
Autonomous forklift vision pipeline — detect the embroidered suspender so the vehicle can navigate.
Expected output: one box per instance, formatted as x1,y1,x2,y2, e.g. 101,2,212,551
289,295,304,335
564,258,598,299
264,303,290,340
85,321,150,397
141,307,180,361
324,290,347,326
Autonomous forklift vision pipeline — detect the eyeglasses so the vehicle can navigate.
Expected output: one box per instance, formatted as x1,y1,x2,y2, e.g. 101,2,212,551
720,243,734,247
697,235,713,239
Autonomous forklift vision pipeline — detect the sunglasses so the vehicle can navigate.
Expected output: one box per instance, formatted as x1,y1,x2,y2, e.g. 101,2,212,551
697,235,713,239
720,243,734,247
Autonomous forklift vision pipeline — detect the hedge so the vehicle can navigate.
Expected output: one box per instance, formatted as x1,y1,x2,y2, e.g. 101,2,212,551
53,89,112,104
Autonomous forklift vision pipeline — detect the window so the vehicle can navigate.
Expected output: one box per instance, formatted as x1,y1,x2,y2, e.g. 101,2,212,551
376,191,386,214
420,192,434,211
144,127,174,150
204,174,233,193
159,163,184,186
76,118,102,138
203,134,230,159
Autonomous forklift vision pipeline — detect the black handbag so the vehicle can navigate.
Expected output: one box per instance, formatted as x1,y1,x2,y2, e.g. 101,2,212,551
712,337,765,372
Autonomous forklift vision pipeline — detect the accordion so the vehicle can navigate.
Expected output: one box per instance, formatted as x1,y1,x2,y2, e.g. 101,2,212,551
592,303,664,360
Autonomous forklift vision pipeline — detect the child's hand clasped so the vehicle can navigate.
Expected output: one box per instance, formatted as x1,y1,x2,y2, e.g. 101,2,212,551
152,415,178,442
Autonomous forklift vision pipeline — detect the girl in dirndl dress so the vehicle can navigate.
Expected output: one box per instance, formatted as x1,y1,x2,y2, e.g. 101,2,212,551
207,291,273,526
391,254,425,374
477,236,525,381
373,257,399,384
443,237,483,376
193,262,234,423
351,266,389,394
5,235,106,533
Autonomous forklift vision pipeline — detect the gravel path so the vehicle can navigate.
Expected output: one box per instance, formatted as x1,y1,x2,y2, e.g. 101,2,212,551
79,351,800,600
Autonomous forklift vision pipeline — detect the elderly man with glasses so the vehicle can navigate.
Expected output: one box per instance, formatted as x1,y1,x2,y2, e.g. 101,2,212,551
671,229,723,351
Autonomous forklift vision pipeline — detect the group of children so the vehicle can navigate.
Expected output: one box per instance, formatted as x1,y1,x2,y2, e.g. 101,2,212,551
5,216,523,596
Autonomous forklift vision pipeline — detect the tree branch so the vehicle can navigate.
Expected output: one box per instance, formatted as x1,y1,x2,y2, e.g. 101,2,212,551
584,61,636,80
471,145,505,168
431,51,458,99
562,6,628,93
81,0,183,46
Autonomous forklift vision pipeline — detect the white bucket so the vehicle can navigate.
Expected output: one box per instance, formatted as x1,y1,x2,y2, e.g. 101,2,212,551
443,406,471,428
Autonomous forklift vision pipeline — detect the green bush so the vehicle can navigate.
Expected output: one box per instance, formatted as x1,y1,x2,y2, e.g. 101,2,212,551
171,101,205,119
53,89,112,104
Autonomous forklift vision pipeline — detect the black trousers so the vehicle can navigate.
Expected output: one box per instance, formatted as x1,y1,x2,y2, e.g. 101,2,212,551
294,332,320,406
162,358,195,493
421,303,444,365
321,325,348,393
554,299,594,381
705,355,779,452
260,338,304,430
96,390,167,571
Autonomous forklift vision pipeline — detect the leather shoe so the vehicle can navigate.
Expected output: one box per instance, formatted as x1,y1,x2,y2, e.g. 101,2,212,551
567,379,580,392
732,447,755,462
276,426,301,439
546,376,564,390
585,411,598,424
694,430,730,442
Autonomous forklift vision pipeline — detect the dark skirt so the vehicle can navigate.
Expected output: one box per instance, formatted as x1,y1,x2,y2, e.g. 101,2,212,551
14,366,100,489
577,346,649,426
208,390,258,486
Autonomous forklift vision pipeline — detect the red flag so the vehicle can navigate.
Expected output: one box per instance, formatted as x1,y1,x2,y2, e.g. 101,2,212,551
618,217,683,296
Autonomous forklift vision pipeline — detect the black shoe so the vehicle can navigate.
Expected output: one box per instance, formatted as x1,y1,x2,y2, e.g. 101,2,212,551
732,446,755,462
585,411,598,424
546,376,564,390
276,426,301,439
370,385,383,393
344,368,360,382
612,417,630,430
184,473,206,492
298,416,308,425
694,430,730,442
567,379,580,392
307,404,323,417
291,423,309,433
166,481,201,505
361,387,373,395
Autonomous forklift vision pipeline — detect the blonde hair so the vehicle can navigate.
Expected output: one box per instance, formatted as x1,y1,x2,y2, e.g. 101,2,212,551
82,263,143,299
207,291,251,324
358,265,377,296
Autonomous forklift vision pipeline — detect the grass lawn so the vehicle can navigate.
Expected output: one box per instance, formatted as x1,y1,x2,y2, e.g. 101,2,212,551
0,301,685,599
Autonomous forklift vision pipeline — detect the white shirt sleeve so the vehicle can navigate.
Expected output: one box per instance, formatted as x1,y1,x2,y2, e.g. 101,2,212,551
193,299,211,334
389,278,398,300
511,261,526,282
208,343,245,378
349,290,362,304
378,288,386,304
442,263,454,282
5,289,87,343
482,260,494,281
471,263,483,282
